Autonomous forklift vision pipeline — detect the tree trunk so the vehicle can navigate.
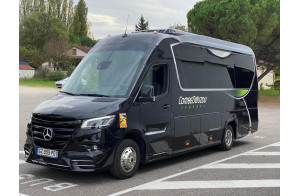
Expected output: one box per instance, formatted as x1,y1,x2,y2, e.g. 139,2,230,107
257,66,275,82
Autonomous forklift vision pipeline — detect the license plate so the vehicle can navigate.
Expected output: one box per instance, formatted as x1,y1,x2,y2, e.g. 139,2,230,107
36,147,58,159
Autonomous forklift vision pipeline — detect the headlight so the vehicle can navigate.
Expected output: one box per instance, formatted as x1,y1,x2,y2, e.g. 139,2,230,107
81,115,115,129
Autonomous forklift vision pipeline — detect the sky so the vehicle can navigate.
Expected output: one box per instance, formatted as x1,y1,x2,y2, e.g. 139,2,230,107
79,0,200,39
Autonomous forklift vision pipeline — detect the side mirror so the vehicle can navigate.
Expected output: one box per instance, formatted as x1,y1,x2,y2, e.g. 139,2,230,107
139,85,155,102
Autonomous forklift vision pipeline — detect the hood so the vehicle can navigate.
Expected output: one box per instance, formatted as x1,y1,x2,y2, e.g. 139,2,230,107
33,93,126,120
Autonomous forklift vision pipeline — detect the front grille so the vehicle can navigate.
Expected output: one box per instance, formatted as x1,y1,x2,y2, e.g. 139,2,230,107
31,115,81,150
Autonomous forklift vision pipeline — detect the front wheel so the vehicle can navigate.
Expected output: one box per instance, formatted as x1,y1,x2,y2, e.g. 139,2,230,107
110,139,140,179
219,125,234,151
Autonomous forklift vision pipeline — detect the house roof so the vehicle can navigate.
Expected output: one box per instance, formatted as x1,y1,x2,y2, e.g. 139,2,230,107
73,46,91,53
19,65,35,70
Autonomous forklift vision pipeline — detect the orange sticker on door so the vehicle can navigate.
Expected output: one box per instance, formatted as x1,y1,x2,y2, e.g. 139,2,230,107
119,113,127,128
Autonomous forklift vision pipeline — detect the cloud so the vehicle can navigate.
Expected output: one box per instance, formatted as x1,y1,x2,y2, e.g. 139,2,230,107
84,0,199,39
88,14,116,25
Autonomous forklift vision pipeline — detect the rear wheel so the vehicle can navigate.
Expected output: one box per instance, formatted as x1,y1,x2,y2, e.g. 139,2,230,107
110,139,140,179
219,125,234,151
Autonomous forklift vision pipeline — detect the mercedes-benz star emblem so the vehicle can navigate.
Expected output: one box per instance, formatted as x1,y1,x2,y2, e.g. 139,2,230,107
43,128,53,141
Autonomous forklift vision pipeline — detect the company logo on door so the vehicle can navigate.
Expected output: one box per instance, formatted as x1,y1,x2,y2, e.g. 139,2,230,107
179,96,207,105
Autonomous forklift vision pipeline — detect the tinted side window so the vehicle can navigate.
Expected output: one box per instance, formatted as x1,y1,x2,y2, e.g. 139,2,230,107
205,62,235,88
143,64,168,96
174,43,235,89
177,60,206,88
234,67,254,88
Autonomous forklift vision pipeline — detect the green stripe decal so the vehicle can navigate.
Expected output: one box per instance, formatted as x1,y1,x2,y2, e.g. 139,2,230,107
226,90,249,98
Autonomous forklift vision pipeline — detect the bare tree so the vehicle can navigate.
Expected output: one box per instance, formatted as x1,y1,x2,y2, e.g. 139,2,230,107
44,37,71,70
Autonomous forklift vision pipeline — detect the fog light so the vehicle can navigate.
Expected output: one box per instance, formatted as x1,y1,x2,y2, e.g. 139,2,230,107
92,145,98,151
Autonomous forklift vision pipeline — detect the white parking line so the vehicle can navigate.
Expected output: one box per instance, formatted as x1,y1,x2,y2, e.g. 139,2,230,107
269,143,280,147
19,151,25,154
201,163,280,169
242,151,280,156
136,179,280,190
20,160,27,165
19,193,30,196
108,142,280,196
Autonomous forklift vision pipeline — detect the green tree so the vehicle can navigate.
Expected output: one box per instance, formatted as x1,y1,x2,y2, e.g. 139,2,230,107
68,33,81,45
70,0,88,37
61,0,68,23
80,36,97,47
19,46,45,68
67,0,74,30
187,0,279,81
39,0,46,13
169,23,187,32
20,13,68,50
55,0,62,18
135,15,149,31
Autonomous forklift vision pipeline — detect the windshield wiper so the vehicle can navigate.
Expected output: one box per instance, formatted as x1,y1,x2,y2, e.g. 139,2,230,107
75,94,111,97
60,91,76,96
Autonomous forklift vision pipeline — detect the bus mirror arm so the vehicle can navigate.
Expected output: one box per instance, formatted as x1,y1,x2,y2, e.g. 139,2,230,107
139,85,155,102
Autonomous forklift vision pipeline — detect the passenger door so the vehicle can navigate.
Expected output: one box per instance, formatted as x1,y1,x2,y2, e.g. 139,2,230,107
139,63,173,160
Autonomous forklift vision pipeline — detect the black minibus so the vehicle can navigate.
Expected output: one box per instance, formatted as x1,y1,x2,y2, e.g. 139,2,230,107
24,29,258,179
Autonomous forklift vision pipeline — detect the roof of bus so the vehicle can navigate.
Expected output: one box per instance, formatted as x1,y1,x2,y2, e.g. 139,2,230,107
97,29,254,56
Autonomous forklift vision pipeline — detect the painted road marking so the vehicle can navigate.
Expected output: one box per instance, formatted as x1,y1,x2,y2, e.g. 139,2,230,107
135,179,280,190
43,183,78,191
20,174,35,180
20,174,78,193
201,163,280,169
242,151,280,156
20,151,25,154
20,160,26,164
21,178,54,186
254,136,265,139
108,142,280,196
270,143,280,147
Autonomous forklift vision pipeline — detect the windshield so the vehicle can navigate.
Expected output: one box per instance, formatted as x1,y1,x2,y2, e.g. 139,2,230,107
61,43,150,97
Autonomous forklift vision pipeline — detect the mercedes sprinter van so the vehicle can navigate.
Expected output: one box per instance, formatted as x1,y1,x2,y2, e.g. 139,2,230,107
24,29,258,179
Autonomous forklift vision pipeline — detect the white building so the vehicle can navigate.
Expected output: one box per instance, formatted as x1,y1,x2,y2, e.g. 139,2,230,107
257,67,275,90
41,46,91,71
19,65,35,78
67,46,91,60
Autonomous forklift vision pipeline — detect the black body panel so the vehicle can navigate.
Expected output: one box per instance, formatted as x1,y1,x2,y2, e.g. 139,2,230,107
24,30,258,171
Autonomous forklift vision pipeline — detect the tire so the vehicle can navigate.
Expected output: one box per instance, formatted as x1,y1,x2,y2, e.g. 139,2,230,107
219,125,234,151
110,139,140,179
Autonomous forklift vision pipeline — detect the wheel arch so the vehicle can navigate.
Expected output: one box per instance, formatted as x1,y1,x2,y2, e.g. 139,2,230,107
123,130,147,163
224,117,238,139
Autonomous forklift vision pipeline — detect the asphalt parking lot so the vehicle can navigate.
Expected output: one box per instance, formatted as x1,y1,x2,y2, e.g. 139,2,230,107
19,86,280,196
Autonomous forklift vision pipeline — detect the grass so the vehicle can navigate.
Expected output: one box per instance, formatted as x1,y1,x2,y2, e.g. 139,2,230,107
19,80,56,88
259,89,280,96
258,89,280,105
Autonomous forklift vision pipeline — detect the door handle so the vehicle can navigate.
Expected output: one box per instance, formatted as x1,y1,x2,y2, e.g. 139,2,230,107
163,104,170,109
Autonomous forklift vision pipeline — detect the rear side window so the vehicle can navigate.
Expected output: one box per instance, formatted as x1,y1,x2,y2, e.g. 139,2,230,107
176,60,234,89
173,43,256,89
205,62,235,88
176,60,206,88
234,67,254,88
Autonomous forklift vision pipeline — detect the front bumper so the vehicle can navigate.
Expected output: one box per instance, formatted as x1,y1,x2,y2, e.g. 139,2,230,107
24,126,116,172
24,146,111,172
